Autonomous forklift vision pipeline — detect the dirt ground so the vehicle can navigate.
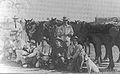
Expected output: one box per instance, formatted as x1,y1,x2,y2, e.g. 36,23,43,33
0,44,120,74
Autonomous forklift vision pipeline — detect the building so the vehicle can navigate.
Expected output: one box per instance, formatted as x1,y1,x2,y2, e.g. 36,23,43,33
95,17,120,24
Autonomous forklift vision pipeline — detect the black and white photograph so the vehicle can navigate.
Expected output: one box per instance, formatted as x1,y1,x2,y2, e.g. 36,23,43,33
0,0,120,74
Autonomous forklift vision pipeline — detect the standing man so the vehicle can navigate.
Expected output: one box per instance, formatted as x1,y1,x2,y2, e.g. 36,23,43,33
56,17,74,46
19,20,29,43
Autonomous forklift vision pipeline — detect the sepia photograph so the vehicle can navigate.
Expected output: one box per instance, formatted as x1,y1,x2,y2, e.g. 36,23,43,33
0,0,120,74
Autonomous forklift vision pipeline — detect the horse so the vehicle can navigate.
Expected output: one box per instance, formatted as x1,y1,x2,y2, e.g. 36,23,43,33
104,25,120,63
24,19,45,45
70,21,115,70
69,21,91,56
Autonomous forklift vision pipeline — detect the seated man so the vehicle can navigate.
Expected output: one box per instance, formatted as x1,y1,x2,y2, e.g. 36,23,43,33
4,37,15,60
13,42,30,65
67,36,86,72
51,38,67,69
13,37,27,62
38,38,52,68
40,38,52,56
22,41,38,68
56,17,74,47
23,38,52,68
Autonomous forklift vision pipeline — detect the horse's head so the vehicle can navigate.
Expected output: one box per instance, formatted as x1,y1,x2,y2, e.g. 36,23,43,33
24,19,34,30
49,18,57,25
24,19,37,40
25,19,37,31
25,18,33,25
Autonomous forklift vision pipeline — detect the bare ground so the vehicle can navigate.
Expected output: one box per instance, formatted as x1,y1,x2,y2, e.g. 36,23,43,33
0,44,120,74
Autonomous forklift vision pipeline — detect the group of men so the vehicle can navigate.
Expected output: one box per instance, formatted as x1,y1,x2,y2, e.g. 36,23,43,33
56,17,86,70
3,17,87,71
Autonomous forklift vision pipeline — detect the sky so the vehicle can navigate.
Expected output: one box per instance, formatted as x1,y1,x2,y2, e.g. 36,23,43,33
1,0,120,22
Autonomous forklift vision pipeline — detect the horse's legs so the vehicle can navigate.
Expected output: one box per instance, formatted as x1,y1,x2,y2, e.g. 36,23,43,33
103,45,109,60
88,43,90,57
37,40,41,46
94,43,102,65
84,42,90,57
76,56,84,72
106,43,114,70
84,44,87,54
116,42,120,63
92,35,102,64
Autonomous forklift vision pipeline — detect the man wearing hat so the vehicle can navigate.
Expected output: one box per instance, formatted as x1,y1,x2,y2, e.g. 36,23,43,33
35,37,52,68
67,36,80,60
22,37,52,68
22,39,37,68
56,17,74,46
40,37,52,56
67,36,86,72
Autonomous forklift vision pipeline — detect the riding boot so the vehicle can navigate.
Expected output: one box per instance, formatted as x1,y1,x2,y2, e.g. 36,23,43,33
107,51,115,71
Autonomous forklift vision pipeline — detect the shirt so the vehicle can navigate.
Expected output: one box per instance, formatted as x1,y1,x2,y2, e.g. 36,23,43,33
27,43,52,59
72,44,85,59
41,44,52,56
67,43,75,58
57,24,74,41
67,43,85,59
26,47,39,58
4,39,14,52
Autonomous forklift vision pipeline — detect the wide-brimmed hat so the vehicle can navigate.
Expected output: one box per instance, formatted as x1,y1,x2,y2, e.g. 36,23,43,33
62,17,68,21
56,37,63,42
71,36,78,41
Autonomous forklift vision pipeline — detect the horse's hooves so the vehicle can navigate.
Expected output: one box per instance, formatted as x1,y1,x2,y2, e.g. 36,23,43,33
78,69,83,73
105,68,117,72
102,59,109,63
106,65,116,72
103,57,107,60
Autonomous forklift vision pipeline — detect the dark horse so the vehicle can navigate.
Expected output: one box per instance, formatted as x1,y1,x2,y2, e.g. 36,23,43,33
70,21,115,70
24,19,45,45
69,21,90,55
105,25,120,63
